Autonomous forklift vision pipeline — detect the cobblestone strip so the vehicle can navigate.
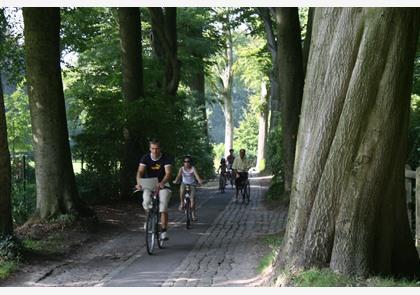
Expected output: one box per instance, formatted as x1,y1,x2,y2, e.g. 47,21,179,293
162,179,288,287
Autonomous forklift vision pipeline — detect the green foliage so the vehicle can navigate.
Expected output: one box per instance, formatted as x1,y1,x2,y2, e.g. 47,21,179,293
233,107,258,162
11,183,36,225
4,83,32,153
61,8,214,200
212,142,225,168
0,235,21,262
408,94,420,168
265,124,287,201
0,260,17,280
266,125,283,176
0,8,25,85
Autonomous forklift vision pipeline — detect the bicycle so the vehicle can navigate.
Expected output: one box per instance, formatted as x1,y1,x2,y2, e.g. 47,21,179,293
183,184,193,229
227,168,234,188
134,178,165,255
237,174,250,205
219,173,226,193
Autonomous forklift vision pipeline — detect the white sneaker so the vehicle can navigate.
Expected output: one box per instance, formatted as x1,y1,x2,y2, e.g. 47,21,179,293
160,230,169,241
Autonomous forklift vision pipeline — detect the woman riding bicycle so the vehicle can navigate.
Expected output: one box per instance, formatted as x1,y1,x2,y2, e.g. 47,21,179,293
173,155,203,221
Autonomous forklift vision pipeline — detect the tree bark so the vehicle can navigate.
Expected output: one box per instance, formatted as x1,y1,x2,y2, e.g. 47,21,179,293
222,25,234,158
148,7,180,96
23,8,85,220
302,7,314,75
277,7,420,278
257,7,280,133
189,57,208,136
117,7,143,199
256,80,269,172
0,74,13,236
118,7,144,100
274,8,304,193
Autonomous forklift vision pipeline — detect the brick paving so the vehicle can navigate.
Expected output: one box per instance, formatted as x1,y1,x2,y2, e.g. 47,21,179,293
162,177,287,287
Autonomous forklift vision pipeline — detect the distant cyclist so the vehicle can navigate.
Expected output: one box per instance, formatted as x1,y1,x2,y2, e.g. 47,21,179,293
217,158,227,180
135,139,172,241
226,149,235,170
173,155,204,221
232,149,250,203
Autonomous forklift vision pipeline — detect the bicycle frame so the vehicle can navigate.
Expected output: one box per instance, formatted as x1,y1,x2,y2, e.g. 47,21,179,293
184,184,193,229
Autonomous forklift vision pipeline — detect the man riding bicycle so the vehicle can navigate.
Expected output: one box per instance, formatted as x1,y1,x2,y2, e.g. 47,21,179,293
232,148,250,203
135,139,172,241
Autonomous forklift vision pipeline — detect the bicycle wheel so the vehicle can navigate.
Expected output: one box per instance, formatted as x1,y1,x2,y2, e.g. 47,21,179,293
146,211,156,255
219,177,225,193
245,181,250,204
157,212,164,249
185,199,192,229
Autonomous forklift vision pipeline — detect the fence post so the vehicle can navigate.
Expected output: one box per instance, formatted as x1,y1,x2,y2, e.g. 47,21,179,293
405,165,412,230
416,167,420,247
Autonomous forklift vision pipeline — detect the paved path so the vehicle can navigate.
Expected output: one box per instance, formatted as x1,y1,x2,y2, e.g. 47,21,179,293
105,176,287,287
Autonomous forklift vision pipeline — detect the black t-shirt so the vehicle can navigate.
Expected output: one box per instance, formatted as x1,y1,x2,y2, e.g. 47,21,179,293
139,153,172,182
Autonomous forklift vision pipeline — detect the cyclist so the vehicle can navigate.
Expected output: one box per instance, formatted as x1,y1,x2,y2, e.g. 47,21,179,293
232,149,250,203
173,155,204,221
135,139,172,241
217,158,227,182
226,149,235,185
226,149,235,170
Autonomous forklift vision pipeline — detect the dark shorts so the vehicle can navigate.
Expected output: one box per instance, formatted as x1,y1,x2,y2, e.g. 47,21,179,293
235,172,248,188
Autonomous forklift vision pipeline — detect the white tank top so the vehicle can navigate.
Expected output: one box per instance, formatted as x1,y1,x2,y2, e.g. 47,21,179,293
182,166,196,185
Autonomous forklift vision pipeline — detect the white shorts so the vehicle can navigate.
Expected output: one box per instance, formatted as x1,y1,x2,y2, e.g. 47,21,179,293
142,188,172,212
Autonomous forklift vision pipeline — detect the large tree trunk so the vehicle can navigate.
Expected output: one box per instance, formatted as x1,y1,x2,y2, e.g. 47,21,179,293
277,7,420,278
302,7,314,75
190,58,208,136
0,74,13,236
256,80,269,172
257,8,280,133
118,7,144,100
275,8,304,193
23,8,84,220
222,26,234,158
118,7,143,199
148,7,180,96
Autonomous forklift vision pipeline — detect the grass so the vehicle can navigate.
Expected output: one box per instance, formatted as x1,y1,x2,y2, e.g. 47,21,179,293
287,268,420,287
0,260,17,280
257,233,283,273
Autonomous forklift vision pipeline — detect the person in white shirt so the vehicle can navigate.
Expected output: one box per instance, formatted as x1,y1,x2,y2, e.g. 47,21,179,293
232,149,250,202
173,155,204,221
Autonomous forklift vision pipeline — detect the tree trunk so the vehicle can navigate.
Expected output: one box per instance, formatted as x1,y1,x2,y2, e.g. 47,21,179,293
148,7,180,96
275,8,304,193
190,57,208,136
257,7,280,134
277,7,420,278
302,7,314,75
23,8,84,220
118,7,144,100
222,25,234,158
0,74,13,236
118,7,143,199
256,81,269,172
